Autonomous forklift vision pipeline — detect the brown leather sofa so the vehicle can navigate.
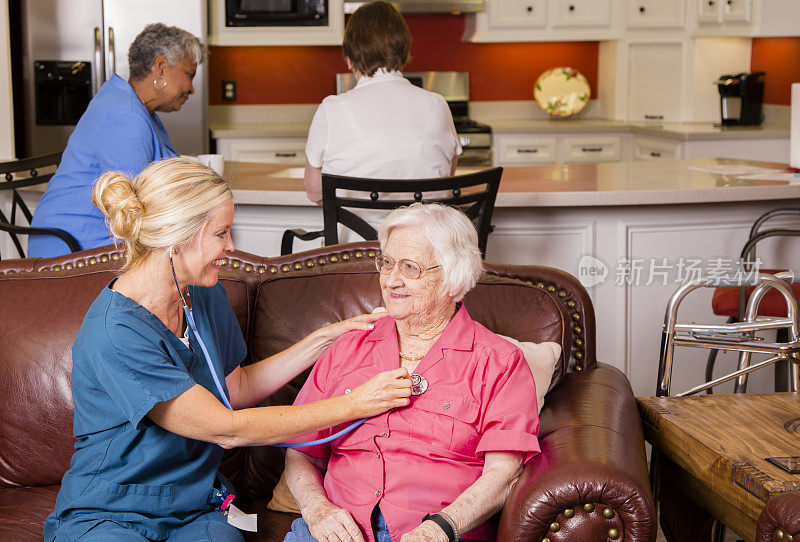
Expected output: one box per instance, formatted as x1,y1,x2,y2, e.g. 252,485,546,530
757,491,800,542
0,242,655,542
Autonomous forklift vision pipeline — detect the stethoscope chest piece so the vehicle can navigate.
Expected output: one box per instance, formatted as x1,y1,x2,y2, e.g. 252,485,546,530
410,374,428,396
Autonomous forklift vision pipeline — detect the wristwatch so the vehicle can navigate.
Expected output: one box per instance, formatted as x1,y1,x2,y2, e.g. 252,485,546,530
423,512,459,542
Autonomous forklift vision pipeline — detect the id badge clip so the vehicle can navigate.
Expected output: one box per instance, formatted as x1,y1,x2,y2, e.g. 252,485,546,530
211,489,258,532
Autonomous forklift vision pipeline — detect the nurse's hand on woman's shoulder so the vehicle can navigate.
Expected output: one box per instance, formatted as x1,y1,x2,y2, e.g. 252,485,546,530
304,500,365,542
348,367,411,417
305,308,388,360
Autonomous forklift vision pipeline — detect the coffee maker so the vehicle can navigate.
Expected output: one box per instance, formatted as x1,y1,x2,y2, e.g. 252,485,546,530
717,72,765,126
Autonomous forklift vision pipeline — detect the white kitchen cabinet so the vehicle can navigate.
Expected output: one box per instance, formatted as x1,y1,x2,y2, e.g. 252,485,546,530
489,0,547,27
216,138,307,165
626,0,685,28
697,0,723,23
493,133,627,166
464,0,619,42
627,42,684,123
560,135,623,163
208,0,345,46
755,0,800,36
723,0,752,22
694,0,752,34
494,135,558,166
633,134,790,163
633,137,684,160
552,0,612,27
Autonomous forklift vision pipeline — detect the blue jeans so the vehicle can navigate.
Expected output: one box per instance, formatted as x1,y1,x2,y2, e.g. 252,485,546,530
285,506,390,542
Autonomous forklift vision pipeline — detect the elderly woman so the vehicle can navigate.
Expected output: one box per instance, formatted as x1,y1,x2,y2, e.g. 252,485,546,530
284,203,540,542
303,1,461,205
29,23,204,258
43,158,412,542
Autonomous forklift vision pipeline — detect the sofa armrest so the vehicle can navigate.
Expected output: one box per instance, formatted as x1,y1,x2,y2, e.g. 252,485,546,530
757,491,800,542
498,363,655,542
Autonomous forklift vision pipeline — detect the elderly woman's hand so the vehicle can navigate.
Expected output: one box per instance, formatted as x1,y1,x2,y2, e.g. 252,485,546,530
304,499,365,542
400,522,449,542
348,367,411,418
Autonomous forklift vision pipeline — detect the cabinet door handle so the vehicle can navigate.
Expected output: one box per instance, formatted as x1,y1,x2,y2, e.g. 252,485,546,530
650,151,662,157
581,147,603,153
568,4,575,12
708,0,714,6
516,148,538,153
644,114,665,120
527,5,533,12
275,152,298,158
639,5,646,13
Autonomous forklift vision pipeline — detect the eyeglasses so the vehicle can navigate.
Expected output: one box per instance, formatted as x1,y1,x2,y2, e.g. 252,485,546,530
374,255,440,279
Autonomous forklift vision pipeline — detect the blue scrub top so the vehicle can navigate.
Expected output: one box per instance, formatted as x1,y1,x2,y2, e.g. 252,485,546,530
44,280,247,542
29,75,179,258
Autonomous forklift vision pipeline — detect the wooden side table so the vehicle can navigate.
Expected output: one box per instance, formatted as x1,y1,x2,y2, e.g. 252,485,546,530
637,393,800,541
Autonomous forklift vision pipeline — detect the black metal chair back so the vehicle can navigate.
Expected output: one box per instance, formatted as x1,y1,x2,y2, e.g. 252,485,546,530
282,167,502,258
0,152,81,259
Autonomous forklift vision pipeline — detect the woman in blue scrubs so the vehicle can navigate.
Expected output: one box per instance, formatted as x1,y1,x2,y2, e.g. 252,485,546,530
29,23,203,258
43,157,413,542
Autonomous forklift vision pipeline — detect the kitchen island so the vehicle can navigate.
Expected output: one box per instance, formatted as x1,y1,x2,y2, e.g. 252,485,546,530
226,158,800,398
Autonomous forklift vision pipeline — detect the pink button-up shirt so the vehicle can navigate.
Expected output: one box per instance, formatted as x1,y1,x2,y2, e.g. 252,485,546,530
291,305,540,542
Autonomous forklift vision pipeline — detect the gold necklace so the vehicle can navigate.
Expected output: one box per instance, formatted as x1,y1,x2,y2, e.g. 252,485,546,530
399,352,425,362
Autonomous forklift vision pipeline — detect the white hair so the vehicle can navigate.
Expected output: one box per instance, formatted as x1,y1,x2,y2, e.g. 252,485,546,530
378,203,483,302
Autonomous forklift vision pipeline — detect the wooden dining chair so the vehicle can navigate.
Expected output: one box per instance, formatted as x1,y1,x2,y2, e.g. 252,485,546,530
281,167,503,258
0,152,81,259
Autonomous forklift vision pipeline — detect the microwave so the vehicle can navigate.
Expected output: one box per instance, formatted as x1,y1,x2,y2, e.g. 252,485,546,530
225,0,328,26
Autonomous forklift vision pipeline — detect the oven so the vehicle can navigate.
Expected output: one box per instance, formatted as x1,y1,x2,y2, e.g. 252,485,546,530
225,0,327,26
335,71,493,167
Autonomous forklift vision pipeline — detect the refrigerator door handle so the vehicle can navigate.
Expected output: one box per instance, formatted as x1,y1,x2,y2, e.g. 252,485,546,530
107,26,116,79
93,27,105,93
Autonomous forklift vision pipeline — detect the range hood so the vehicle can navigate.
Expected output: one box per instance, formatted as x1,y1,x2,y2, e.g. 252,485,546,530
343,1,485,14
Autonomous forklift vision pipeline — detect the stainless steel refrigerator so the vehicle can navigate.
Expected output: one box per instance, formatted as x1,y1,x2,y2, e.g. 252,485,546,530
15,0,208,157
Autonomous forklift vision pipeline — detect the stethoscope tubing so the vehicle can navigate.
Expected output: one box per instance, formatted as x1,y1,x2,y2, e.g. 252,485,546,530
169,250,363,447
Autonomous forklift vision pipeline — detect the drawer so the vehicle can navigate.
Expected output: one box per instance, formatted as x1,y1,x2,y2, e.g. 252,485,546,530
494,135,557,166
559,136,622,163
626,0,685,28
633,137,683,160
216,138,307,165
553,0,612,27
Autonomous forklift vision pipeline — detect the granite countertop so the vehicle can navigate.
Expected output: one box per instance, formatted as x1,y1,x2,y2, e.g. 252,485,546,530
627,122,790,141
226,158,800,208
211,119,788,141
210,122,310,139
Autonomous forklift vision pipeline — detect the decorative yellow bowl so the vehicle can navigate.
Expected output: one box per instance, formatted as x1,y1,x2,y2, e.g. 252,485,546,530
534,67,591,118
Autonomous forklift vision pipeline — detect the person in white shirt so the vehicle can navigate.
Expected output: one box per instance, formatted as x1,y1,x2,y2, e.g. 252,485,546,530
303,0,462,205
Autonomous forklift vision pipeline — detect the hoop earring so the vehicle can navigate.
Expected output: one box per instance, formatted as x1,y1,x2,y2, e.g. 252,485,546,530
153,76,167,90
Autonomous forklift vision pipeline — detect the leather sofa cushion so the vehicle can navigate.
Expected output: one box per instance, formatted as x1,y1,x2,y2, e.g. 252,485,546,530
0,270,251,489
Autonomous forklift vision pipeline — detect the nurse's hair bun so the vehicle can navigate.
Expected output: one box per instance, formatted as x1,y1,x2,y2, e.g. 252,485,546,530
93,170,145,246
92,158,233,270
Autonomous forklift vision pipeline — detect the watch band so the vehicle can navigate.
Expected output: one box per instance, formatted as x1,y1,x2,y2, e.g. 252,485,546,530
423,513,459,542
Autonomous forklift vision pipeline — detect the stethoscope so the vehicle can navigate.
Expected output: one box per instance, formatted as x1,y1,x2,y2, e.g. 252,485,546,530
168,249,428,448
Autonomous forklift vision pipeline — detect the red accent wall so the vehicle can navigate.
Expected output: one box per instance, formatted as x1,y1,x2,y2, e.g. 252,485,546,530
750,37,800,106
208,15,599,105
